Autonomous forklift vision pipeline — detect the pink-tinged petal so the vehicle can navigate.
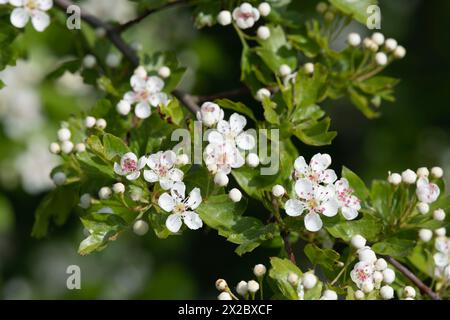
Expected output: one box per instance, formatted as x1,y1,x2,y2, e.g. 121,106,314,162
416,177,428,189
166,213,182,233
320,169,337,184
170,181,186,200
168,168,184,182
304,212,323,232
342,206,359,220
148,92,163,107
187,188,202,210
310,153,332,173
37,0,53,11
158,193,175,212
122,152,137,164
294,156,309,176
285,199,304,217
114,162,124,175
161,150,176,167
135,101,151,119
217,120,230,134
146,76,164,92
126,171,140,181
10,8,29,28
31,10,50,32
236,132,255,150
320,198,339,217
335,178,349,192
229,113,246,134
252,8,260,20
159,178,174,190
143,170,158,183
295,179,313,200
207,131,225,145
183,211,203,230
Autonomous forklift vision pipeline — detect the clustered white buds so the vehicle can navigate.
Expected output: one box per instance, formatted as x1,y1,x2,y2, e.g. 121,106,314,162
51,123,88,156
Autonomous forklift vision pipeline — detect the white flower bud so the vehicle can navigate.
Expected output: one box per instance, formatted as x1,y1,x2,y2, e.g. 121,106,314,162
229,188,242,203
52,172,66,186
217,10,232,26
246,153,260,168
79,193,91,209
431,166,444,178
253,264,266,277
401,169,417,184
403,286,416,298
83,54,97,68
358,247,377,264
57,128,71,142
257,26,271,40
382,268,395,284
316,2,328,14
256,88,271,101
380,285,394,299
113,182,125,194
371,32,385,46
75,143,86,153
287,272,299,286
133,220,149,236
302,273,317,289
354,290,365,300
388,172,401,185
96,118,107,130
106,53,121,68
176,154,189,166
304,63,314,74
363,38,378,52
158,66,171,79
134,66,147,78
49,142,61,154
116,100,131,116
98,186,112,200
417,202,429,215
215,279,228,291
321,289,338,300
394,46,406,59
362,281,374,293
351,234,367,249
218,292,232,300
375,52,388,66
347,33,361,47
272,184,285,197
61,141,74,154
433,208,446,221
279,64,292,77
373,271,383,284
416,167,429,178
236,281,248,296
435,227,446,237
385,38,398,52
418,228,432,242
375,258,388,271
214,172,229,187
247,280,260,293
85,116,96,128
258,2,271,16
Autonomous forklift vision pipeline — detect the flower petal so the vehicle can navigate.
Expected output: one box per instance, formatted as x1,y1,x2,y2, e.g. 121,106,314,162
130,74,146,91
207,130,225,145
320,198,339,217
10,8,29,28
295,178,313,200
183,211,203,230
217,120,230,134
294,156,309,176
170,181,186,200
168,168,184,182
304,213,323,232
285,199,304,217
434,252,449,268
310,153,331,172
146,76,164,92
37,0,53,11
143,170,158,183
126,171,140,181
161,150,176,167
147,152,160,170
135,101,151,119
137,156,147,170
31,10,50,32
158,193,175,212
159,178,174,190
114,162,124,175
236,132,256,150
320,169,337,184
122,152,137,164
9,0,24,6
341,206,359,220
187,187,202,210
229,113,246,134
166,213,182,233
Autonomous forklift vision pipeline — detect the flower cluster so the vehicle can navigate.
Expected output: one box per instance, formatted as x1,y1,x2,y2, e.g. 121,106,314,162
49,123,87,156
433,232,450,281
278,153,361,232
286,269,337,300
198,102,257,186
1,0,53,32
116,66,170,119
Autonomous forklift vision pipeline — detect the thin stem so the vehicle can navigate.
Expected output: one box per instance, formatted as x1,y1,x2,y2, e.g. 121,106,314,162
271,196,296,264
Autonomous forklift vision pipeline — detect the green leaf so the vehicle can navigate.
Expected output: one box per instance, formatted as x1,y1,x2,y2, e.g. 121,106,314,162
349,87,380,119
160,98,185,126
0,195,14,233
293,116,337,146
342,166,370,200
261,97,280,124
326,214,382,242
215,99,257,122
103,133,130,160
303,281,323,300
304,244,340,272
269,257,302,300
372,238,416,257
329,0,378,24
78,217,122,255
294,64,328,109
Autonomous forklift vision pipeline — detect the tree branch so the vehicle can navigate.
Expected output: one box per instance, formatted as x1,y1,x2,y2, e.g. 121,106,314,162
385,256,441,300
116,0,189,33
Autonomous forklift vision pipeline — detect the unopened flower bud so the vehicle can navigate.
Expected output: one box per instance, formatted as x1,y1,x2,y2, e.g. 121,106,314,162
435,227,446,237
382,268,395,284
236,281,248,296
246,153,260,167
85,116,96,128
373,271,383,284
75,143,86,153
388,172,401,185
394,46,406,59
133,220,149,236
256,88,271,101
158,66,171,79
304,63,314,74
258,2,271,16
247,280,260,293
321,289,338,300
215,279,228,291
302,273,317,289
214,172,229,187
351,234,367,249
253,264,266,277
49,142,61,154
176,154,189,166
375,258,388,271
57,128,71,142
98,186,112,200
433,208,446,221
403,286,416,298
61,141,74,154
371,32,385,46
279,64,292,77
79,193,92,209
419,228,432,242
218,292,232,300
417,202,429,215
348,33,361,47
83,54,97,68
380,285,394,299
401,169,417,184
375,52,388,66
385,38,398,52
272,184,285,197
229,188,242,203
287,272,299,286
257,26,271,40
354,290,365,300
117,100,131,116
113,182,125,194
96,118,107,130
358,247,377,264
217,10,232,26
52,172,66,186
362,281,374,293
431,166,443,179
416,167,429,178
106,53,121,68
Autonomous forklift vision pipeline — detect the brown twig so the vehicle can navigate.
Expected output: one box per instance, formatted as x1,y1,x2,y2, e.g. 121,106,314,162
385,256,441,300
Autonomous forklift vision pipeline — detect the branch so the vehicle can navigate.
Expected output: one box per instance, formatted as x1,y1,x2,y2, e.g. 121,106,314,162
385,256,441,300
116,0,189,33
173,89,200,114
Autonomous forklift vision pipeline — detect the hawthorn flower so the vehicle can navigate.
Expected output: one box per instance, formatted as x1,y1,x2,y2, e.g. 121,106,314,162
334,178,361,220
350,261,375,290
416,177,440,203
158,182,203,233
114,152,147,180
208,113,256,151
284,179,339,232
232,2,260,29
9,0,53,32
293,153,337,185
196,102,224,127
143,150,184,190
120,67,169,119
204,142,245,174
434,236,450,280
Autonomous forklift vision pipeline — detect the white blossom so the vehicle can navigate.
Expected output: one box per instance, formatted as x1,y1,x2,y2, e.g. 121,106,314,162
416,177,440,203
204,142,244,175
350,261,375,290
293,153,337,185
334,178,361,220
196,102,224,127
232,2,260,29
114,152,147,181
433,236,450,280
207,113,256,151
9,0,53,32
143,150,184,190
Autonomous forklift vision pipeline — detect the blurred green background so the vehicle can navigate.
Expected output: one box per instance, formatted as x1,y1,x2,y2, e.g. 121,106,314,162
0,0,449,299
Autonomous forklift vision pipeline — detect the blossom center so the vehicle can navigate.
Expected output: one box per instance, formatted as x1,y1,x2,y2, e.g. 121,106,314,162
26,0,38,10
122,158,137,173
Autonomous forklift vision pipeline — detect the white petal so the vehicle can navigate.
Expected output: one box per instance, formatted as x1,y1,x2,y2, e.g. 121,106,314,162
147,153,160,170
158,193,175,212
166,214,182,233
320,169,337,184
187,188,202,210
236,132,256,150
294,156,309,176
9,0,24,6
138,156,147,170
146,76,164,92
217,120,230,134
435,237,448,253
295,179,313,200
342,206,359,220
285,199,304,217
148,92,164,107
304,213,323,232
168,168,184,182
434,252,449,268
114,162,124,175
335,178,349,192
143,170,158,183
31,10,50,32
229,113,246,134
170,181,186,200
183,211,203,230
207,131,225,145
122,152,137,164
135,101,152,119
160,178,174,190
126,171,140,181
130,75,147,91
320,198,339,217
310,153,332,172
231,150,245,169
161,150,176,167
10,8,29,28
123,91,136,103
37,0,53,11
